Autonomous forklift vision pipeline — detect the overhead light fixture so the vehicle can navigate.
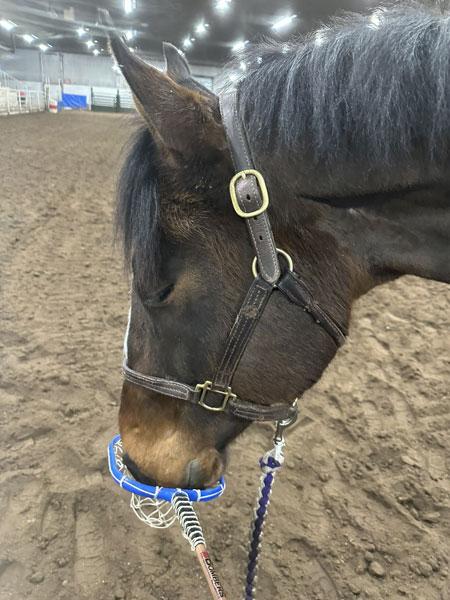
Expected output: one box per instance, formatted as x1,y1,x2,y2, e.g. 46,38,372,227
38,43,50,52
124,30,134,41
93,48,100,56
77,27,86,37
86,40,94,49
182,36,194,50
123,0,135,15
231,40,248,53
215,0,232,14
195,22,209,36
272,14,297,33
0,18,16,31
22,33,37,44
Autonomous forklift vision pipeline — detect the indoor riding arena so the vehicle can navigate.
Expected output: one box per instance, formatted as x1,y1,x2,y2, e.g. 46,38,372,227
1,2,449,600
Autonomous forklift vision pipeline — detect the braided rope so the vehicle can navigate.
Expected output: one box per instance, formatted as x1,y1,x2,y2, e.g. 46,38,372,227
172,493,206,550
244,443,285,600
172,494,227,599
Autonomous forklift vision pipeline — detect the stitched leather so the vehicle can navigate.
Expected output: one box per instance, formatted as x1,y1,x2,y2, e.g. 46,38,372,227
123,362,296,422
213,276,273,388
123,363,192,400
220,89,281,284
277,270,346,346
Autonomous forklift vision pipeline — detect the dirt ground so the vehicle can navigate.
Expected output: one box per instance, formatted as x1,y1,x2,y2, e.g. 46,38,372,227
0,112,449,600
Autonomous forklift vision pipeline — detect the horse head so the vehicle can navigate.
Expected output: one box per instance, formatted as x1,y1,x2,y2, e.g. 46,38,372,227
111,7,450,488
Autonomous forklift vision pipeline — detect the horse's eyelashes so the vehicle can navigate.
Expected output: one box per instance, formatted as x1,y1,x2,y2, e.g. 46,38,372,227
144,284,174,308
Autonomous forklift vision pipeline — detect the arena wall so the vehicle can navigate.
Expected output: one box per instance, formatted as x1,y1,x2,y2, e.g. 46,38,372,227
0,48,218,90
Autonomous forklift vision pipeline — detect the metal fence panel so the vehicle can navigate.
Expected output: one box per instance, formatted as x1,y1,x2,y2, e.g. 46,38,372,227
0,87,45,115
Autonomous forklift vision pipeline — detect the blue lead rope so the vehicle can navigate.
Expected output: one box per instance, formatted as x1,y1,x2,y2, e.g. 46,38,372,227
244,441,285,600
108,410,296,600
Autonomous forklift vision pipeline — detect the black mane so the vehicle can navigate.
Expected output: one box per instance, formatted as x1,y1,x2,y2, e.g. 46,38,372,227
117,3,450,267
116,127,161,283
228,3,450,194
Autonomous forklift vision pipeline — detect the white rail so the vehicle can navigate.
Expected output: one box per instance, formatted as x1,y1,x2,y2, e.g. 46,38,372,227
0,69,22,90
0,87,45,115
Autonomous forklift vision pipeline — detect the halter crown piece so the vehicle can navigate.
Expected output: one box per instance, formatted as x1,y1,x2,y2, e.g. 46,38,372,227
109,87,347,600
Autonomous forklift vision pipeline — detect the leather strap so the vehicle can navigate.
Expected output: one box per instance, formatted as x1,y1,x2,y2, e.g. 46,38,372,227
213,276,273,388
220,89,281,284
277,270,346,346
122,363,193,401
122,362,297,422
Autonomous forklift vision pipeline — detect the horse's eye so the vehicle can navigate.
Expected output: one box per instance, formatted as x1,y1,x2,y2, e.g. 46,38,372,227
144,284,174,308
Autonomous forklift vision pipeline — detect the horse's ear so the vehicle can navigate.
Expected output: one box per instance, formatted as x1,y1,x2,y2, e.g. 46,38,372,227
163,42,218,101
163,42,192,81
108,32,223,158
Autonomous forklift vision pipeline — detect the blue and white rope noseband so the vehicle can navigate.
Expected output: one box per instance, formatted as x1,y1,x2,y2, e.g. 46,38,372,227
108,435,226,503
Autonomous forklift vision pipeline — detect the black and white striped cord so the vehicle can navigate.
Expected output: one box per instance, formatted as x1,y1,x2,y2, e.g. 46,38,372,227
172,494,227,599
172,493,206,550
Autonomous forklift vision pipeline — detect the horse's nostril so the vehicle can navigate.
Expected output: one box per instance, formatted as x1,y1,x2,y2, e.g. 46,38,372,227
186,451,224,489
122,450,224,489
186,459,204,488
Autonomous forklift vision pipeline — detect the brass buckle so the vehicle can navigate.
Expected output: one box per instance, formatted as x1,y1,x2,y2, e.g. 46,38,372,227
229,169,270,218
195,380,236,412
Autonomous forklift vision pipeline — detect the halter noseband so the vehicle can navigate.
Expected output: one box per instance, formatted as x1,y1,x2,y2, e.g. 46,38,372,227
122,89,346,423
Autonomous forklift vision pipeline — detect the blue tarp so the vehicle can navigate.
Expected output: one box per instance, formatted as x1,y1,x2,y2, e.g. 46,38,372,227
61,93,88,110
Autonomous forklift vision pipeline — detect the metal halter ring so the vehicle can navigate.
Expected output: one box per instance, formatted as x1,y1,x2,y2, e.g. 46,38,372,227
252,248,293,278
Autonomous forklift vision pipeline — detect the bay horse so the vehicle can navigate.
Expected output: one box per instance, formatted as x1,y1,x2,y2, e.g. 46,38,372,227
111,4,449,490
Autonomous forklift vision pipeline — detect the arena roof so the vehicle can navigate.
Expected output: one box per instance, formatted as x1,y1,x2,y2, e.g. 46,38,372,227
0,0,376,65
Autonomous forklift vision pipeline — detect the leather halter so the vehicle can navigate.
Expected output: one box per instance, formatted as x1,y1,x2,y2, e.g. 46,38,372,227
122,88,346,423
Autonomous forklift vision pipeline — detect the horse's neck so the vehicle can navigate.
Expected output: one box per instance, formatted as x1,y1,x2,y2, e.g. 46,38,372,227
323,185,450,288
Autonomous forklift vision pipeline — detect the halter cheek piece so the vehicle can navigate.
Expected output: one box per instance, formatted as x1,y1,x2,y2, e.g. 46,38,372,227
122,89,346,423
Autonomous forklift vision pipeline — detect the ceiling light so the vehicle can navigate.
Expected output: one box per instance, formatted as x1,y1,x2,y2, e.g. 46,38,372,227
195,22,209,36
77,27,86,37
123,0,136,14
182,36,193,50
124,30,134,41
93,48,100,56
38,43,49,52
86,40,94,49
272,14,297,33
0,19,16,31
22,34,37,44
231,40,248,53
215,0,232,13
